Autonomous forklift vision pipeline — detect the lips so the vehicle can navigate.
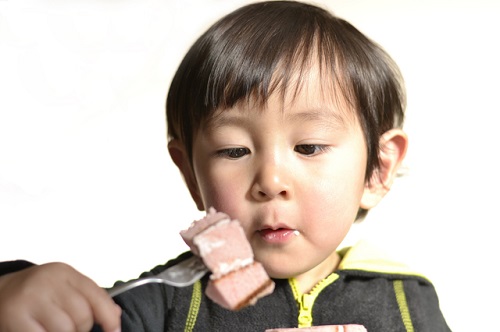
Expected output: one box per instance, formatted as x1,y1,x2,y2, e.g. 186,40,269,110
258,227,300,243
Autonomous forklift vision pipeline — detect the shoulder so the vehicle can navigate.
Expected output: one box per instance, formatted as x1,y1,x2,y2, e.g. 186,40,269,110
337,240,430,282
330,241,451,331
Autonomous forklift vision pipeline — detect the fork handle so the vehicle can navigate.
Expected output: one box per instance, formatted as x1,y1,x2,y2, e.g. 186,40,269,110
106,277,163,297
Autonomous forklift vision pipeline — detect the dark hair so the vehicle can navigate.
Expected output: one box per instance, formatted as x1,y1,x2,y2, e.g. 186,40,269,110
166,0,405,217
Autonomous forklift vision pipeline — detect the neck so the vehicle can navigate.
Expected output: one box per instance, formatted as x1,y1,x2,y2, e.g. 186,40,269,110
293,251,341,294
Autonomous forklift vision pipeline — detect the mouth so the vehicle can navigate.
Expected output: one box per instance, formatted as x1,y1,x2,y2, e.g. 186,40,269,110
257,227,300,243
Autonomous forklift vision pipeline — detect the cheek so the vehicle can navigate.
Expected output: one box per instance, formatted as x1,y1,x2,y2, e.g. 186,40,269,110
300,185,354,225
195,164,247,216
298,185,358,249
299,162,366,226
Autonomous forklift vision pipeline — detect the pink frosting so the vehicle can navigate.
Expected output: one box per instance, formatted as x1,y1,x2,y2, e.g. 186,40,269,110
179,207,230,254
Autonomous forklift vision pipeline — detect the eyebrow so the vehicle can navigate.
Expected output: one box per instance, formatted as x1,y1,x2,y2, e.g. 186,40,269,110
286,108,350,129
204,106,352,133
204,112,248,133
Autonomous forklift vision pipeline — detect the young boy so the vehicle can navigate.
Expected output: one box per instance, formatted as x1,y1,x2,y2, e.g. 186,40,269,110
0,1,450,331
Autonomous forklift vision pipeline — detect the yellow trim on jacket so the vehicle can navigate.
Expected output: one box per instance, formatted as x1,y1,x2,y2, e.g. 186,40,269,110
338,240,427,279
288,240,425,329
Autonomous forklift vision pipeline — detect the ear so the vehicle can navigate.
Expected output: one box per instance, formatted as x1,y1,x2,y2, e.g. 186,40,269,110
360,129,408,209
168,139,204,211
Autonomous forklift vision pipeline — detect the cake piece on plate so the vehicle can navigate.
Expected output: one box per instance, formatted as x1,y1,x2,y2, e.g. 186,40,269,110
265,325,367,332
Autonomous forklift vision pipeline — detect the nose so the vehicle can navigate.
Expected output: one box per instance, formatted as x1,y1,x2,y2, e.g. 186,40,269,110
250,157,291,201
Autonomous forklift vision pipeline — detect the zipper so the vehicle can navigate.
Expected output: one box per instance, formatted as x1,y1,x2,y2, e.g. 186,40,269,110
289,273,339,328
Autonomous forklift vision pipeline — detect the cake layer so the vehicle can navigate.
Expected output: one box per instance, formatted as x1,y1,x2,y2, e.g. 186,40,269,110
205,261,275,311
193,219,253,278
180,207,230,254
265,325,367,332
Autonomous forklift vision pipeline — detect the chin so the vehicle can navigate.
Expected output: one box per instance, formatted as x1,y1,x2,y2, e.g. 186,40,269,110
258,258,303,280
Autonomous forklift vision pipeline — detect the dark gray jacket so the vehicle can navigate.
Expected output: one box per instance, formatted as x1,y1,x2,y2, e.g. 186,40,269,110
1,242,451,331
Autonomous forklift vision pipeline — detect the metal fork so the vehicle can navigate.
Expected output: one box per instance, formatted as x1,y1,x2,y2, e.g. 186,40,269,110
107,256,208,297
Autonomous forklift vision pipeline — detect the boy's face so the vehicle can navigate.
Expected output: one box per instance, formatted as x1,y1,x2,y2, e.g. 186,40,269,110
186,68,371,284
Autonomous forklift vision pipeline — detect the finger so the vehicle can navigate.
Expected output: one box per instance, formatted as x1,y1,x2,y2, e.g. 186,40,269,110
70,273,122,332
57,284,95,332
32,303,77,332
25,263,87,332
0,311,45,332
89,289,122,332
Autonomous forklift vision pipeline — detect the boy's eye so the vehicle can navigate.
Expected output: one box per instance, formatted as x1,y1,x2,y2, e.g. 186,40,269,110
294,144,329,155
216,147,250,159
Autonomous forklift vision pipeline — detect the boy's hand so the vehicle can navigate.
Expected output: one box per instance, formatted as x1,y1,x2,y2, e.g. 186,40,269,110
0,263,121,332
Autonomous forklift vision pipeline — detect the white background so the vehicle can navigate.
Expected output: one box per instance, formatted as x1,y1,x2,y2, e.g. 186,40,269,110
1,0,499,331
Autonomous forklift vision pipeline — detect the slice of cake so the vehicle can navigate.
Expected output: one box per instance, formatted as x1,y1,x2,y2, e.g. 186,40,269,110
265,325,367,332
180,207,275,310
193,219,253,278
206,261,275,310
180,207,231,255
